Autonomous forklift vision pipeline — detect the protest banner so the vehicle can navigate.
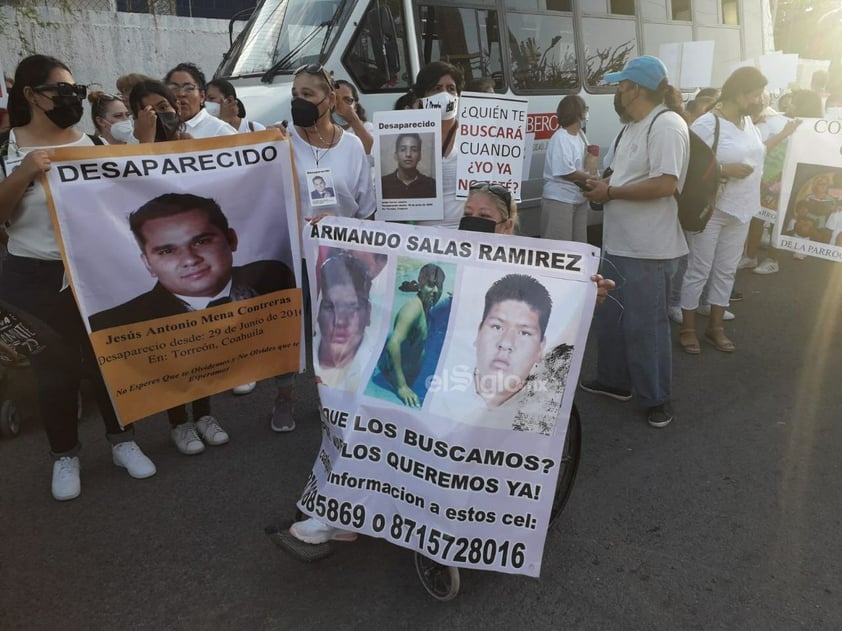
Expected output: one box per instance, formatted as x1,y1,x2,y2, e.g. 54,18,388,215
43,131,304,425
298,217,599,576
373,110,443,221
456,92,528,201
774,119,842,262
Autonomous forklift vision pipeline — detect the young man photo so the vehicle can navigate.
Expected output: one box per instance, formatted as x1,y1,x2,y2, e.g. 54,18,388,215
380,133,437,199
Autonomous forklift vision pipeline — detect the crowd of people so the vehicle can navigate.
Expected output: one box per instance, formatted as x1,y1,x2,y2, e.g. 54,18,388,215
0,51,835,547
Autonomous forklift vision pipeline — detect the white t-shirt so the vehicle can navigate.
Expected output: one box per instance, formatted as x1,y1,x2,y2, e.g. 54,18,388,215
291,127,376,220
416,134,462,229
692,112,765,223
184,108,238,138
237,118,267,133
2,130,96,260
603,106,689,259
542,128,586,204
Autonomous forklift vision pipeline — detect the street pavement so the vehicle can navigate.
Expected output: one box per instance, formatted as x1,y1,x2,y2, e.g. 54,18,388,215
1,253,840,630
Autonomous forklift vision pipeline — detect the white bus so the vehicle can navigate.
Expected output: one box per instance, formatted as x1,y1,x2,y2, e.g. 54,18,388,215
216,0,772,229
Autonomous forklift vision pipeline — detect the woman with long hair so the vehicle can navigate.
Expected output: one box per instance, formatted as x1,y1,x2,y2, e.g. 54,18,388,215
0,55,155,500
679,66,768,354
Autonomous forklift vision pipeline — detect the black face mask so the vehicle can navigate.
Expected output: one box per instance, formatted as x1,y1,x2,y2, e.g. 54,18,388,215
458,215,497,233
44,96,83,129
291,96,326,128
156,111,181,140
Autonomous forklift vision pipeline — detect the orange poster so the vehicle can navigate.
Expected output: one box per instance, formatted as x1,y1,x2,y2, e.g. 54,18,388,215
43,132,303,424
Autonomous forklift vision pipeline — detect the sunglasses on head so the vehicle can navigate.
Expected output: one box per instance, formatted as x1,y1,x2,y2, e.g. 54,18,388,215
294,64,335,89
469,182,513,208
33,82,87,99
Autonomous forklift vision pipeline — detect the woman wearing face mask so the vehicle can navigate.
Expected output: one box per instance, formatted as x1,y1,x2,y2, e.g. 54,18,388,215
164,63,237,139
205,78,266,134
333,80,374,155
541,95,590,242
128,80,188,143
88,90,133,145
289,64,375,222
679,67,768,355
413,61,465,229
0,55,156,501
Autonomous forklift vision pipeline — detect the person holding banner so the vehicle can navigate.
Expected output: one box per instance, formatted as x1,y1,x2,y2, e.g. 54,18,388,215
0,55,156,499
413,61,465,229
541,95,590,242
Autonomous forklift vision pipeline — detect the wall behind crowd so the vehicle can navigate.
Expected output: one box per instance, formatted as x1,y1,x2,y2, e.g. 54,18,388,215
0,5,229,132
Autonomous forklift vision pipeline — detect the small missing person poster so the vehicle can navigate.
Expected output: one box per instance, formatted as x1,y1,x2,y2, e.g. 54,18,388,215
43,131,304,425
373,109,443,222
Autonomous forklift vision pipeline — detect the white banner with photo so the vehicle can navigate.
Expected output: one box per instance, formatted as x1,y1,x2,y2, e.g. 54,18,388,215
774,119,842,262
456,92,528,202
298,217,599,576
373,110,443,222
43,131,304,424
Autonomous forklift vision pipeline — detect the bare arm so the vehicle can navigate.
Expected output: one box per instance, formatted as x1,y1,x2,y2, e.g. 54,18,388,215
0,151,51,223
385,298,423,407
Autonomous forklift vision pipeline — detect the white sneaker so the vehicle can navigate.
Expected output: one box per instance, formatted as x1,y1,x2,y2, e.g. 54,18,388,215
52,456,81,501
697,304,735,321
196,415,229,446
753,259,779,275
171,422,205,455
289,517,358,544
793,252,807,260
232,382,256,395
668,306,683,324
112,441,156,479
737,256,757,270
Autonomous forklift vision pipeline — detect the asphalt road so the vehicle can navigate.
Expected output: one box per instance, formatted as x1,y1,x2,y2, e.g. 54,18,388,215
1,253,840,631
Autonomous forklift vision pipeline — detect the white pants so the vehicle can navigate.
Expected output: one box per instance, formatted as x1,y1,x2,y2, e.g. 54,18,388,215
540,198,588,242
680,209,750,309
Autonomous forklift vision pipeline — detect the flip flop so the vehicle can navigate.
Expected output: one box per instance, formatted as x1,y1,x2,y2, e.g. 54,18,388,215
704,327,735,353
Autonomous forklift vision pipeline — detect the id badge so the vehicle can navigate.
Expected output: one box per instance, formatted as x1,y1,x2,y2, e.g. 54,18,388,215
307,167,337,209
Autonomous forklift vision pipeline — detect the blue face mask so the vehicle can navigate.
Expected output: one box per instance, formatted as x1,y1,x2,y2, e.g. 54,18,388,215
332,112,348,127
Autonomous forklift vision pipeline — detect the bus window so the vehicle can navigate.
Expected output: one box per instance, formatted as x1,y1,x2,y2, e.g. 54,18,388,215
342,0,412,91
671,0,692,21
505,10,578,93
417,5,506,92
580,17,637,91
721,0,739,24
610,0,635,16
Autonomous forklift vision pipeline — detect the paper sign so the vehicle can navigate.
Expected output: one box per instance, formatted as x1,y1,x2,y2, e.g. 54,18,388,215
759,53,799,92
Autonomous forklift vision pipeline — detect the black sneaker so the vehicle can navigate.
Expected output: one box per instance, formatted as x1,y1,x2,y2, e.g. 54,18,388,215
647,402,674,428
579,380,632,402
730,289,743,302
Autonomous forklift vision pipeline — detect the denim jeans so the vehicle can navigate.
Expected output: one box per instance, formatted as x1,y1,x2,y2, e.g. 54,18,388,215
594,253,678,408
0,255,134,456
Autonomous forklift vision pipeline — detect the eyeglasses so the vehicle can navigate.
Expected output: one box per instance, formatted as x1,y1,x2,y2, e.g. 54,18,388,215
33,82,87,99
294,64,335,90
167,83,199,94
469,182,513,209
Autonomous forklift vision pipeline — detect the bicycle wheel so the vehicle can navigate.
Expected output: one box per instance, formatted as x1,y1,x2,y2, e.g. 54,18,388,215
414,553,461,601
549,403,582,526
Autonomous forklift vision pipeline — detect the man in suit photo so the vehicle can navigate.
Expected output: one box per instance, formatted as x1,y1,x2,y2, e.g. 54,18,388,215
310,175,335,201
89,193,295,332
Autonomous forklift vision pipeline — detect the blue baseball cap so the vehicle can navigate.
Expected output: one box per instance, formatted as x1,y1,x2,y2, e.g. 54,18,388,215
604,55,668,91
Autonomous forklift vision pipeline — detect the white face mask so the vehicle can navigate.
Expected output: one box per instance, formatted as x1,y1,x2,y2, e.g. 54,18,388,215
109,119,135,143
204,101,221,118
422,91,459,121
